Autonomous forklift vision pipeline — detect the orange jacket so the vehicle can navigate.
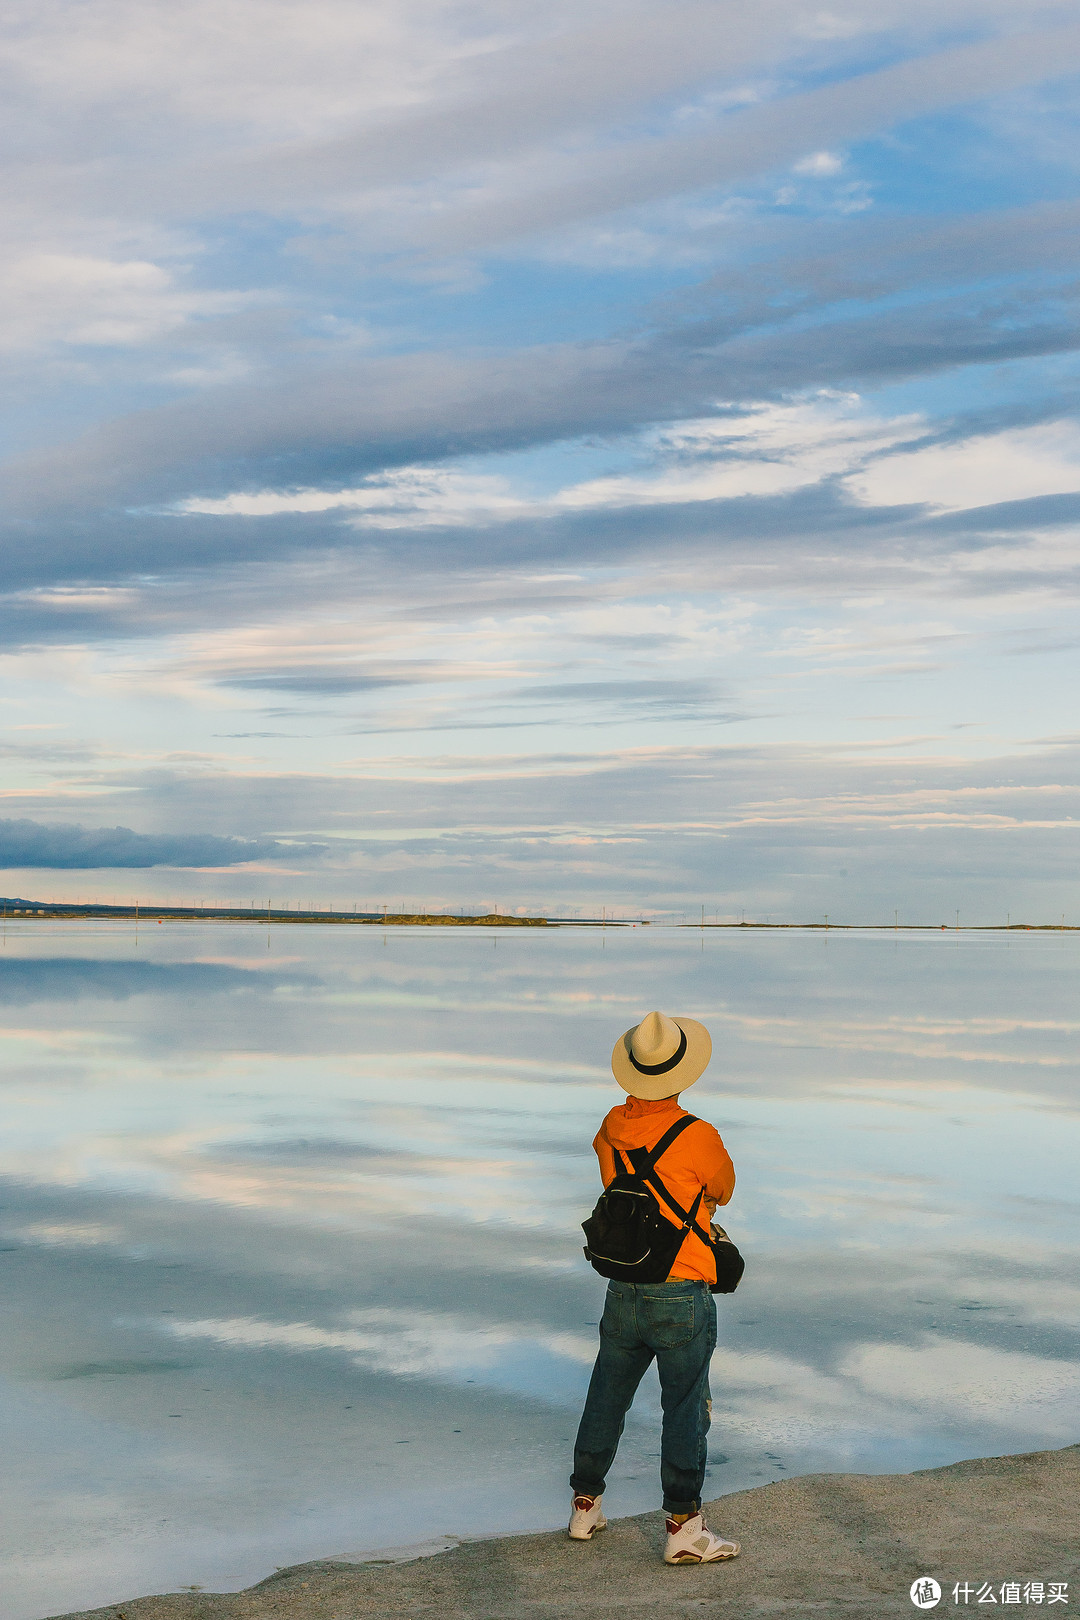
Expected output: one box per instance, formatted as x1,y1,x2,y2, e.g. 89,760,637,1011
593,1096,735,1284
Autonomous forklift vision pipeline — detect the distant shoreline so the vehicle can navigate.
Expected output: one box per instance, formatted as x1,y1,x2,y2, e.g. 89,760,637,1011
0,903,547,926
0,901,1076,929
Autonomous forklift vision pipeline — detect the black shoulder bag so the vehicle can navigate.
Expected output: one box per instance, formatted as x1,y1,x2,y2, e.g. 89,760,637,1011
582,1114,745,1293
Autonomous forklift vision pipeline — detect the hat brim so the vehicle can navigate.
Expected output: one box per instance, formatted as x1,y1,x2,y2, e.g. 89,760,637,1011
611,1017,712,1099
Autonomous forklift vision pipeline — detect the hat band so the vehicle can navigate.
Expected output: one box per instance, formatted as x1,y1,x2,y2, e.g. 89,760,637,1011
628,1024,687,1076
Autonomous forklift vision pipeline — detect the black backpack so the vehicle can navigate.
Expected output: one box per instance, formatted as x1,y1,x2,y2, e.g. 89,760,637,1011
582,1114,744,1294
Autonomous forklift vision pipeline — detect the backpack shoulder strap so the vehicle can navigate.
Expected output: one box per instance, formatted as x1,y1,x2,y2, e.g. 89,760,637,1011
643,1113,699,1171
643,1173,705,1236
646,1179,711,1246
623,1114,696,1178
627,1114,708,1238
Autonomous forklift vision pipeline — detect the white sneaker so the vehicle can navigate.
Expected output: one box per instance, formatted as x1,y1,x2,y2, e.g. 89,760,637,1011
568,1493,607,1540
663,1512,740,1564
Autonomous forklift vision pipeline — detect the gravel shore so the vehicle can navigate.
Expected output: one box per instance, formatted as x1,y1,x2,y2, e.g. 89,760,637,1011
48,1442,1079,1620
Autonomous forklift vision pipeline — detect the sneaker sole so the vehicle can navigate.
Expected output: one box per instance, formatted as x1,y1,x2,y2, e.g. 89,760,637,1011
665,1547,739,1564
568,1521,607,1541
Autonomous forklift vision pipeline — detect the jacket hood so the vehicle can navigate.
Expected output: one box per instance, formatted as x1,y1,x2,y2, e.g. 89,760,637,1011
602,1094,686,1151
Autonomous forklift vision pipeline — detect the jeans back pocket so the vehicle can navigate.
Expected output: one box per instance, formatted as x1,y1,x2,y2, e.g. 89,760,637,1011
641,1292,695,1349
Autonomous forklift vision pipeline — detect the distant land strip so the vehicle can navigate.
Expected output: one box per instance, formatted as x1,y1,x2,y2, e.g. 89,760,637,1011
0,900,1077,929
0,900,545,925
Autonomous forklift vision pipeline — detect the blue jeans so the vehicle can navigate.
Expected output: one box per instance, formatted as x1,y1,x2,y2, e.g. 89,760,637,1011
571,1278,716,1515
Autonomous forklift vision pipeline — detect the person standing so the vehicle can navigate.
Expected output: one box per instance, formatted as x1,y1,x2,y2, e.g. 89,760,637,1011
569,1010,740,1566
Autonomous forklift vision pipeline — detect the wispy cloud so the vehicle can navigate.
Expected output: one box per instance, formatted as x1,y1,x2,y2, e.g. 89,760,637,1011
0,818,325,869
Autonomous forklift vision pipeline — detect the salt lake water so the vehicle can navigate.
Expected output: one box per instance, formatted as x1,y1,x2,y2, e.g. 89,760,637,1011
0,921,1078,1619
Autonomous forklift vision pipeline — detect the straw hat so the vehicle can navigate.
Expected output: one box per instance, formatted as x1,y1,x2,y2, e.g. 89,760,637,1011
611,1010,712,1100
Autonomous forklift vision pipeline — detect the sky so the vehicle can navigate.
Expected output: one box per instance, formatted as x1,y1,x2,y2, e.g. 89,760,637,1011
2,0,1080,921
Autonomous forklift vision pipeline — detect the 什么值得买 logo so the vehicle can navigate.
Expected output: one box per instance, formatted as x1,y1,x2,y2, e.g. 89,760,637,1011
911,1577,1069,1606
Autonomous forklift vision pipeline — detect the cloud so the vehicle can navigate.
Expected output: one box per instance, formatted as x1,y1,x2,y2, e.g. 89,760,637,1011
181,467,539,526
0,253,253,353
239,0,803,196
2,272,1073,543
419,23,1080,249
792,151,844,177
11,1,1047,233
512,679,735,721
0,817,325,869
218,667,437,694
177,398,918,527
850,419,1080,511
1,182,1077,555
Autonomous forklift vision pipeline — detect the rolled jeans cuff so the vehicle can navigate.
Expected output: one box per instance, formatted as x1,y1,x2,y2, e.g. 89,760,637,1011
663,1496,701,1515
